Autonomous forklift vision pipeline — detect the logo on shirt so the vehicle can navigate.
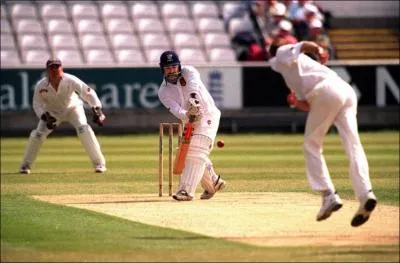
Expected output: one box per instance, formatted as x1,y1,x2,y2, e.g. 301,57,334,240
179,77,186,86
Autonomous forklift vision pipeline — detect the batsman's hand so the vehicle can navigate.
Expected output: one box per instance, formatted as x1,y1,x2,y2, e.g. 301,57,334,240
41,112,57,130
92,106,106,126
186,98,202,122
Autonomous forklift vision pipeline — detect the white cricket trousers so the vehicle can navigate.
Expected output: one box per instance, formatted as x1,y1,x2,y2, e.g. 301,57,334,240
304,77,372,201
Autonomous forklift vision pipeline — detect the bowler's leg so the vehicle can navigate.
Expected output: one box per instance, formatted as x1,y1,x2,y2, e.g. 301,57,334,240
334,89,377,227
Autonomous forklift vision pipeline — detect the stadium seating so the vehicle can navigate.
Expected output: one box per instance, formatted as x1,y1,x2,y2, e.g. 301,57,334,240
46,19,75,34
1,50,21,67
1,34,16,49
1,0,241,66
115,49,146,64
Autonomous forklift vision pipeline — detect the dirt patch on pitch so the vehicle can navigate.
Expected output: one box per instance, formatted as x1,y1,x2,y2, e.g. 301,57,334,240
33,192,399,247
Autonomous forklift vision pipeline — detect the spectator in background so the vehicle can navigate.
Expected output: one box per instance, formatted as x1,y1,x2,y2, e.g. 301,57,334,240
267,19,297,59
307,18,336,59
265,0,288,45
288,0,324,41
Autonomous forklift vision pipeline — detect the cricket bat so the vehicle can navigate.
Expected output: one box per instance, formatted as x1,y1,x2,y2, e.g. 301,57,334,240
173,115,195,175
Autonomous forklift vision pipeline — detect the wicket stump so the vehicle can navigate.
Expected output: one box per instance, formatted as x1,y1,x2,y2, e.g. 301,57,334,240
159,122,182,197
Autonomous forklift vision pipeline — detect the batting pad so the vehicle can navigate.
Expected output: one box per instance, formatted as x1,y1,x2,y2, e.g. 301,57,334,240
77,125,105,167
201,161,217,193
179,135,211,197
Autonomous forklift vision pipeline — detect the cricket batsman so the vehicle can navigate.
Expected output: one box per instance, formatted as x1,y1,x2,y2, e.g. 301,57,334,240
157,50,226,201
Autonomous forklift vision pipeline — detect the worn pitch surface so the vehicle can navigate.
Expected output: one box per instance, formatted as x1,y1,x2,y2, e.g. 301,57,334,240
33,192,399,247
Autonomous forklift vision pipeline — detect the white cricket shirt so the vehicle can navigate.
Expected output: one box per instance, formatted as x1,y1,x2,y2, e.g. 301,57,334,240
158,65,221,139
33,73,102,118
269,42,339,101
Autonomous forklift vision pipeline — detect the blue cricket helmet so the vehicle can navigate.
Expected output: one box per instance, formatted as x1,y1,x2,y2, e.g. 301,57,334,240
159,50,182,83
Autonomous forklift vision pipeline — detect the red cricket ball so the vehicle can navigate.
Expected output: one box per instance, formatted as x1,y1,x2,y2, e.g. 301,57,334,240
217,140,225,148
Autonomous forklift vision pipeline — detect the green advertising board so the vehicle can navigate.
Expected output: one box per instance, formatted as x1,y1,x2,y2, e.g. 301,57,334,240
0,68,163,111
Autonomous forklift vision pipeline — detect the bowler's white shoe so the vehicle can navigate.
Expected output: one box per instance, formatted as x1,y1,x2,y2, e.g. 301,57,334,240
95,165,107,173
351,191,377,227
316,192,343,221
20,164,31,174
200,176,226,200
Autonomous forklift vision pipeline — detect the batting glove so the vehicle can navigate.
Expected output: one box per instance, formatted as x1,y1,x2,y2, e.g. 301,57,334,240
92,106,106,127
41,112,57,130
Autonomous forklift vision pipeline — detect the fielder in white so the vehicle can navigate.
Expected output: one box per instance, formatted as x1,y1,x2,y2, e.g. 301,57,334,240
268,40,377,227
19,58,107,174
157,51,226,201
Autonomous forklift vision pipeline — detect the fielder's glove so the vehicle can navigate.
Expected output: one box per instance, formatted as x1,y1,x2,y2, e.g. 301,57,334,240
92,106,106,127
187,98,202,122
41,112,57,130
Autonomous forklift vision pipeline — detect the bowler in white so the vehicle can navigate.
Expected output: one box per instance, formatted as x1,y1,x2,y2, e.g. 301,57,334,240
268,40,377,227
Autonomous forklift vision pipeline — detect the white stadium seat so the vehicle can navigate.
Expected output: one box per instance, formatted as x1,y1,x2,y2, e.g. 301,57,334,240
141,33,171,49
165,18,196,34
115,49,146,64
104,18,134,34
46,19,74,34
100,3,129,19
85,49,115,65
135,18,165,34
172,33,202,49
18,34,48,51
54,49,84,65
70,3,99,19
191,2,219,19
228,17,253,37
160,2,190,18
144,48,166,64
1,34,15,49
109,33,140,50
1,50,21,67
40,4,68,21
178,48,207,64
196,18,225,34
130,2,159,19
203,33,231,49
222,2,243,21
10,3,38,19
208,48,237,62
75,19,104,34
1,5,7,19
14,19,44,34
1,19,12,33
22,50,51,65
80,34,109,50
49,34,80,50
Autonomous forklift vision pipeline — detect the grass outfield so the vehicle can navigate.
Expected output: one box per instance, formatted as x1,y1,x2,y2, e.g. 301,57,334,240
1,131,399,262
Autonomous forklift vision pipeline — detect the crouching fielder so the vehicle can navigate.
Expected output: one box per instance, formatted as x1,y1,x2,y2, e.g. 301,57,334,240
158,51,226,201
19,58,107,174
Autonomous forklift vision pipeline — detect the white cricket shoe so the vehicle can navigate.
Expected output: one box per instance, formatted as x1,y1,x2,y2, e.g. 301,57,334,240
20,164,31,174
316,192,343,221
172,190,193,201
351,191,377,227
200,176,226,200
95,165,107,173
